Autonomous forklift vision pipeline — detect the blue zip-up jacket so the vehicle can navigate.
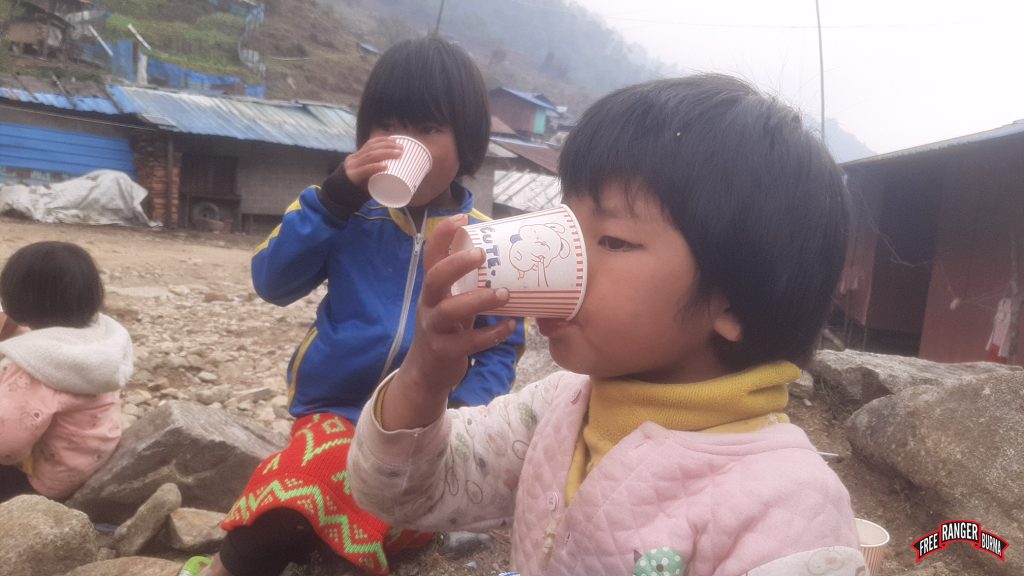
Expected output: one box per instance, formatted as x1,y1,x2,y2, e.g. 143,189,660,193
252,183,525,422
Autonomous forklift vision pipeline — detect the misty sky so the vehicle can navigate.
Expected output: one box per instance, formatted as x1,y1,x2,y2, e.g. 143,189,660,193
573,0,1024,155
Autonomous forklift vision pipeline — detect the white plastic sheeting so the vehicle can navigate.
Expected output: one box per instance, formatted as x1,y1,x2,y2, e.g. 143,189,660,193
0,170,154,227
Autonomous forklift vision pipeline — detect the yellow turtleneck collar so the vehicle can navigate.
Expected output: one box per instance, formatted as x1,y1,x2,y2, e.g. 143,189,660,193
565,361,798,502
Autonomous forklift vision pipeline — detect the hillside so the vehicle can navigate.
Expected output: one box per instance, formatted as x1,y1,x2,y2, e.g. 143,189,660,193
2,0,668,112
2,0,873,159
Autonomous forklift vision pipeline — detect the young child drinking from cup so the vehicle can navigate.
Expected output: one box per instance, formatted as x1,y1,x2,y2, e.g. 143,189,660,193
179,36,525,576
347,74,866,576
0,241,132,503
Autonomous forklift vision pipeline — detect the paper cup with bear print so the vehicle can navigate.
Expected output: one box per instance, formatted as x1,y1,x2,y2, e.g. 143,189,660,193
367,136,432,208
451,204,587,319
855,518,890,575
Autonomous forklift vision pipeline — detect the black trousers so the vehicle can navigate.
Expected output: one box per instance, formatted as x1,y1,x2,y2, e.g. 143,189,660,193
220,508,333,576
0,465,35,503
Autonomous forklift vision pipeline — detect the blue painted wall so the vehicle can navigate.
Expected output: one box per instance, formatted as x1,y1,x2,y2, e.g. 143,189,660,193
0,122,135,184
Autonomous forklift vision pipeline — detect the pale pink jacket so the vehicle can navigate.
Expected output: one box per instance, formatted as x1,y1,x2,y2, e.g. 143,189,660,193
350,371,866,576
0,314,132,498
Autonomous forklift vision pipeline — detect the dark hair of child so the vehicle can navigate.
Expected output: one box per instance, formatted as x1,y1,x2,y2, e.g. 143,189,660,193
355,35,491,176
559,74,849,370
0,241,104,329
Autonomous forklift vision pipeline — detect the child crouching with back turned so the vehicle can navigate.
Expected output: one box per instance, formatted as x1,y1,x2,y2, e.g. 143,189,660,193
0,241,132,503
347,74,866,576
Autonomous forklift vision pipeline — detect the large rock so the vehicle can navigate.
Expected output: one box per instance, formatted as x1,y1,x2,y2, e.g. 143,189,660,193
114,482,182,556
64,557,181,576
809,349,1019,411
68,400,286,523
847,371,1024,575
165,507,227,553
0,495,98,576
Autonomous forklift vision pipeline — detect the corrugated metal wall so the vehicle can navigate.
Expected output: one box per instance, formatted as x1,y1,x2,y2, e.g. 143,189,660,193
0,122,136,184
919,139,1024,364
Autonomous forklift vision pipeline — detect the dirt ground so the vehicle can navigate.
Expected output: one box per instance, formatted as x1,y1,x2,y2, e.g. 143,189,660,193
0,217,976,575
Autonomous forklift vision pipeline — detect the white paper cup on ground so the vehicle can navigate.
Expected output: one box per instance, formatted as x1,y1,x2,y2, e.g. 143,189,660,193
855,518,890,575
368,136,432,208
451,205,587,319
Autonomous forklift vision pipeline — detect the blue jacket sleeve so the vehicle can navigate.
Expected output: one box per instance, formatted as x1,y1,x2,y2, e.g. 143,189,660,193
449,315,527,406
251,186,347,306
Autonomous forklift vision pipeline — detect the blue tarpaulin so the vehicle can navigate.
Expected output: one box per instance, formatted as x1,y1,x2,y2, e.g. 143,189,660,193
111,39,135,82
208,0,264,19
145,57,263,96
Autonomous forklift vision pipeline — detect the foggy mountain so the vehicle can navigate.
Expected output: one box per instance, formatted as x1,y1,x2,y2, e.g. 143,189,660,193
317,0,676,111
823,117,876,163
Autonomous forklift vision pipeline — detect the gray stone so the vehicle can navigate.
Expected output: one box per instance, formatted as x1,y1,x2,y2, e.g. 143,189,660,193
194,384,232,405
124,388,154,404
0,495,97,576
847,371,1024,576
810,349,1020,411
789,371,814,399
165,507,227,553
237,386,276,403
64,556,181,576
114,482,182,556
67,400,286,523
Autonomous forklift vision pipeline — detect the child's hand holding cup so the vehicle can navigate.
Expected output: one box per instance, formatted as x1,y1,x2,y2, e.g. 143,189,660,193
451,205,587,319
367,136,433,208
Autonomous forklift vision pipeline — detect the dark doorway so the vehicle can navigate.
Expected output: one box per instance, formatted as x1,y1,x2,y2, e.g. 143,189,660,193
179,154,240,230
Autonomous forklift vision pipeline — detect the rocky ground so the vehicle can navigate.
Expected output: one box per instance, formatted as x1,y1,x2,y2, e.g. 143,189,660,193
0,216,976,575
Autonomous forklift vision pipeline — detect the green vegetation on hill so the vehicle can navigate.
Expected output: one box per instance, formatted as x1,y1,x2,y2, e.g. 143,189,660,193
105,10,252,78
98,0,217,23
95,0,254,80
5,0,661,111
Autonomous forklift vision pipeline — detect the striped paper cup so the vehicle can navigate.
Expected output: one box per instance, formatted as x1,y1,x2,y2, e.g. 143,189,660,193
368,136,432,208
451,204,587,319
855,518,890,575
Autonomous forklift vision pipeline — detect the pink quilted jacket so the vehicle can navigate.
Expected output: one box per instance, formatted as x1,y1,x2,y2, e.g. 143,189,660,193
350,372,865,576
0,314,131,498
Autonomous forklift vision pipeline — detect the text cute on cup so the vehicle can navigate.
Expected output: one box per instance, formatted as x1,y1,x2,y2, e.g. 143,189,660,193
451,205,587,319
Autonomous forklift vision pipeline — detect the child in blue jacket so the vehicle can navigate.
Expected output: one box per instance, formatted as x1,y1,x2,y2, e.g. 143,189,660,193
182,36,525,576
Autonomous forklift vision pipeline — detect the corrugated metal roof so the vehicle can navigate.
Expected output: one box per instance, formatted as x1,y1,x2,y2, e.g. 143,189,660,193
0,86,122,115
493,170,561,212
109,86,357,152
486,141,517,159
0,78,358,152
843,119,1024,168
497,88,559,112
491,137,560,174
